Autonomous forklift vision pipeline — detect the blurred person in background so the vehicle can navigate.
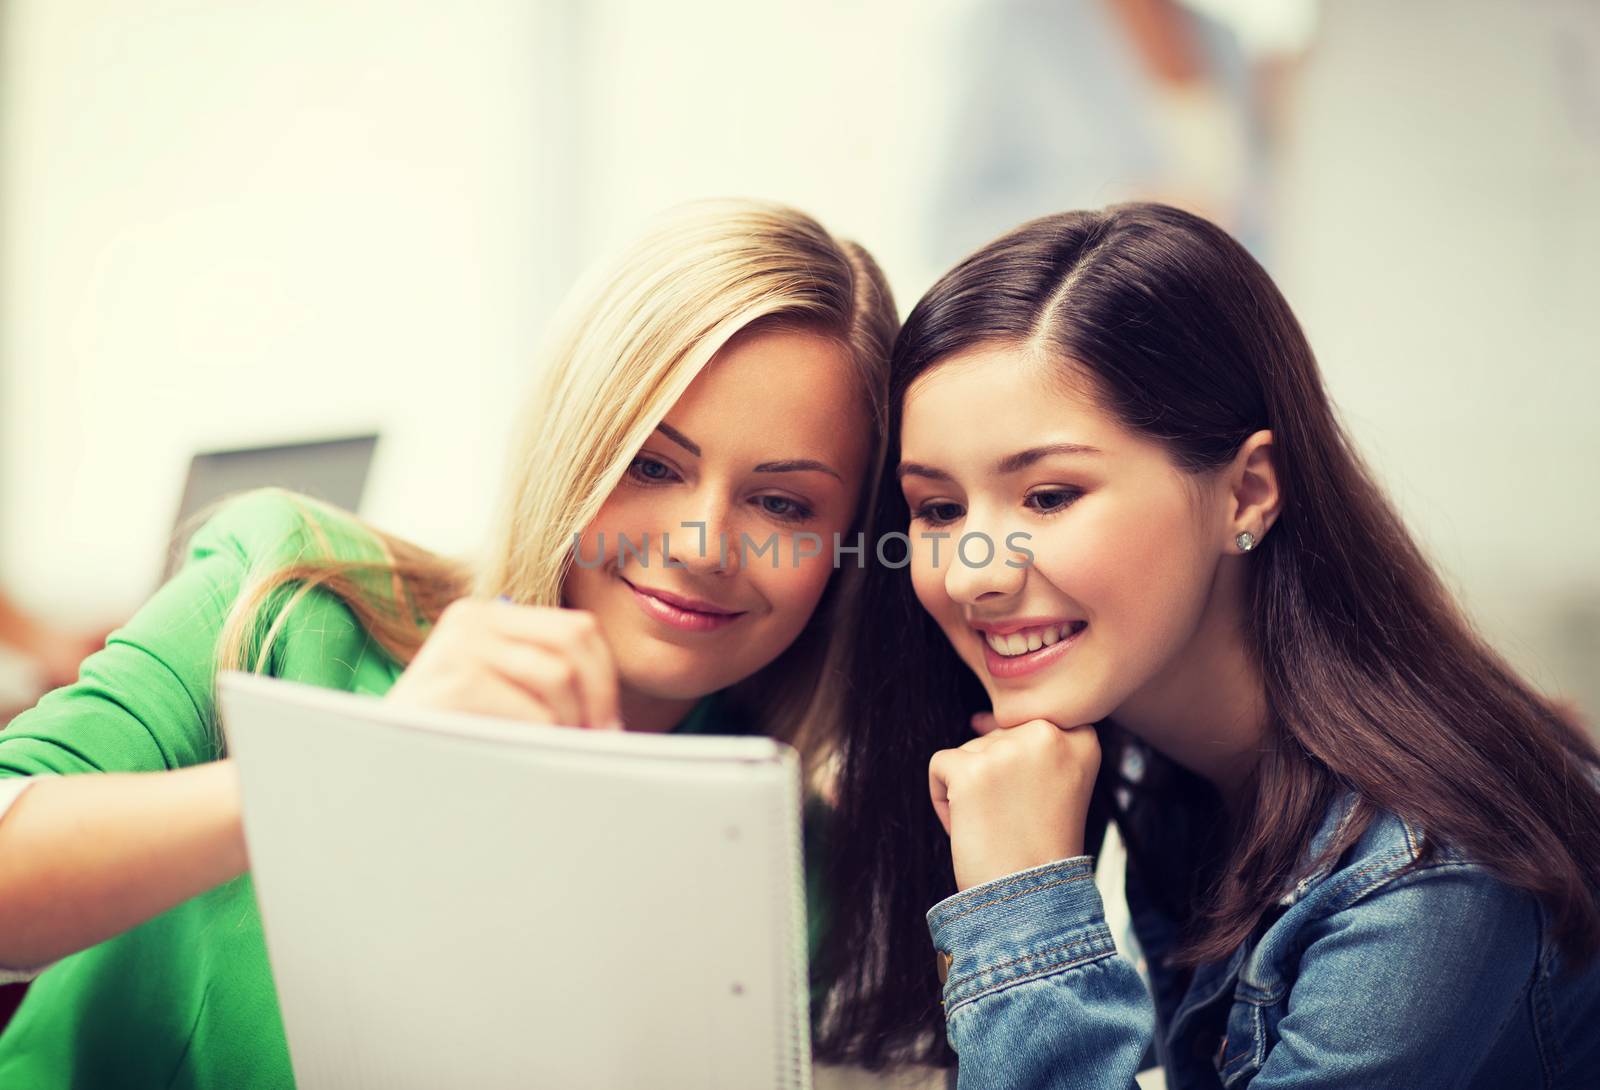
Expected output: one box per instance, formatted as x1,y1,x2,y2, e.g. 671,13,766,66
925,0,1302,268
0,591,107,712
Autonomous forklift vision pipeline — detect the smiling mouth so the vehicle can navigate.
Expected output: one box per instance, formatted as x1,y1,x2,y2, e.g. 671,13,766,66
622,578,747,633
981,621,1087,656
974,620,1089,679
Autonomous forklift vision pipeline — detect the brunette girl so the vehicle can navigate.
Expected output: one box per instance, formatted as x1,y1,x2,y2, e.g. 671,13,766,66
818,203,1600,1088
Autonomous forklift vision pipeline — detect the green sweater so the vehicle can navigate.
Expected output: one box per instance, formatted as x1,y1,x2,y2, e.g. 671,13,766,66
0,491,822,1088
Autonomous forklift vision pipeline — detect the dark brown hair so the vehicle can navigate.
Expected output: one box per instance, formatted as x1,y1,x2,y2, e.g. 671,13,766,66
813,202,1600,1068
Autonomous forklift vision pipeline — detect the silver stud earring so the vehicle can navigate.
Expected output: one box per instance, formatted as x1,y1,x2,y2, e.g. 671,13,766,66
1235,531,1257,553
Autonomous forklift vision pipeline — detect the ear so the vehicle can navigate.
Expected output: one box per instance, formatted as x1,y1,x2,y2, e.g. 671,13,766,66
1225,429,1281,553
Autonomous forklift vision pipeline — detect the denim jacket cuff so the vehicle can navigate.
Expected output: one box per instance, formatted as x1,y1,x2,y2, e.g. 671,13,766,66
926,856,1116,1010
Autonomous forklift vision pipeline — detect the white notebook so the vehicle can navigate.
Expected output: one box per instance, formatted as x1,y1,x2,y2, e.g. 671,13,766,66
217,671,813,1090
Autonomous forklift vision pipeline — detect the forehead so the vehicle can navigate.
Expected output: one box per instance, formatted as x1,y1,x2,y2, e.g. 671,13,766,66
901,344,1123,458
665,326,871,463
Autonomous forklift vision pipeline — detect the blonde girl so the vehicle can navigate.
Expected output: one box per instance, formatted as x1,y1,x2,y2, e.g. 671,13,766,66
0,199,896,1088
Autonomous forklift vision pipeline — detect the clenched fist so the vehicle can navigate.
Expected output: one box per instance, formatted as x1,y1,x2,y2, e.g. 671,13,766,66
929,718,1101,891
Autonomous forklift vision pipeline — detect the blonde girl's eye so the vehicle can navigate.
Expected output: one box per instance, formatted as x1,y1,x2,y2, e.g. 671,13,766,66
627,456,680,484
754,494,815,523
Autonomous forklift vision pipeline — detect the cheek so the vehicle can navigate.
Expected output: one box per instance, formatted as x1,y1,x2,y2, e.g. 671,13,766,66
1034,499,1213,646
569,495,626,572
570,487,684,569
562,520,608,609
908,551,963,629
908,554,984,670
563,492,649,607
1025,501,1126,600
754,551,835,626
723,556,837,671
908,552,941,615
582,487,657,540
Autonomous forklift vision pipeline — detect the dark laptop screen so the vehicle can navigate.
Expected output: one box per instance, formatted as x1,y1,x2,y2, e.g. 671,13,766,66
162,435,378,582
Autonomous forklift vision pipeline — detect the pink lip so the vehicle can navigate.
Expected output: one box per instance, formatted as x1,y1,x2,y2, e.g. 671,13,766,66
623,578,746,633
977,622,1088,680
970,615,1083,637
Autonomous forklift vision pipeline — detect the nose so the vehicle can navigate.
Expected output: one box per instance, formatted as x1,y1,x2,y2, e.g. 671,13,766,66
661,493,739,577
939,514,1025,606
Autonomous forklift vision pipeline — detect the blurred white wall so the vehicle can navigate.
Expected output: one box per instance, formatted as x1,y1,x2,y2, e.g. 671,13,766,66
0,0,572,622
1277,0,1600,715
0,0,960,631
565,0,960,306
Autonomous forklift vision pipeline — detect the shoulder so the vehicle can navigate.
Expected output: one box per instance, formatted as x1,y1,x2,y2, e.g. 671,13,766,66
185,489,411,686
185,488,387,574
1297,766,1600,914
1237,798,1544,1019
1284,796,1539,939
1228,802,1557,1089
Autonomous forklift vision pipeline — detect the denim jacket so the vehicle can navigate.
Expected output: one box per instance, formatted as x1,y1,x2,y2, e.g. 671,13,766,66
927,793,1600,1088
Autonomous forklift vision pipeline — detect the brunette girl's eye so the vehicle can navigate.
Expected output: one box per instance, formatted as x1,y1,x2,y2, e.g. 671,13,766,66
627,456,679,483
912,501,965,526
755,495,815,523
1025,488,1082,514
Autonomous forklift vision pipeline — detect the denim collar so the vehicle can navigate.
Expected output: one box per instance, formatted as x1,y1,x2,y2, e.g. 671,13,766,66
1274,788,1361,907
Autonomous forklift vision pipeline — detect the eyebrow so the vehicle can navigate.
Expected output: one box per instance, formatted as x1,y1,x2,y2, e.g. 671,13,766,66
753,459,842,482
654,422,700,456
898,442,1103,483
995,443,1102,474
652,424,841,482
897,462,953,483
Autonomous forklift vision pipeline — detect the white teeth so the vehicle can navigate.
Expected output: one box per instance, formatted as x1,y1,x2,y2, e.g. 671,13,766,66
983,622,1083,657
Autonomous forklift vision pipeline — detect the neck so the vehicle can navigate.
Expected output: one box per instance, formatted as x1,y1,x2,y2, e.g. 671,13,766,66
618,685,699,733
1110,562,1266,814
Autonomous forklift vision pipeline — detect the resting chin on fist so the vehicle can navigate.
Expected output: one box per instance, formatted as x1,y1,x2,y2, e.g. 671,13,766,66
928,717,1101,892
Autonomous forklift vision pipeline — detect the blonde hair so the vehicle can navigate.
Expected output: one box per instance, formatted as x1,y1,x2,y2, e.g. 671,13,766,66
216,199,897,765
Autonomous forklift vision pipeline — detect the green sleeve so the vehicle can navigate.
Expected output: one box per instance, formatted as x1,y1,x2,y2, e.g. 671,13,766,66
0,490,394,779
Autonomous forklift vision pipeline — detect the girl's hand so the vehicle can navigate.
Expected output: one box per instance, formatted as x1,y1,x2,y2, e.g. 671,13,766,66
385,599,622,729
928,718,1101,891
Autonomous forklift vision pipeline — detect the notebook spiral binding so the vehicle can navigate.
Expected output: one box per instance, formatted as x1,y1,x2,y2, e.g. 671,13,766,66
776,748,813,1090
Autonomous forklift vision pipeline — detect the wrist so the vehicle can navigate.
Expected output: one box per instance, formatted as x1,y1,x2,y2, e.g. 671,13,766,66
926,855,1121,1018
956,833,1087,892
184,761,248,876
930,856,1109,961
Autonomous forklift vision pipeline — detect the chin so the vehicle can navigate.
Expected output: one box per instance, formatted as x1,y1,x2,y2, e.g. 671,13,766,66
625,663,724,703
632,639,772,698
989,687,1110,731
